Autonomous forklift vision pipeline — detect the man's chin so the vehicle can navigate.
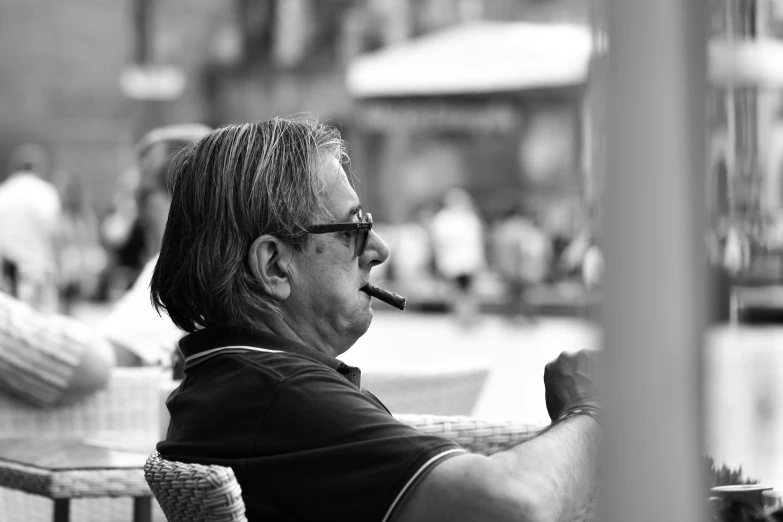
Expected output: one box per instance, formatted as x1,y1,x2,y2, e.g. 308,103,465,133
353,308,373,337
338,312,373,355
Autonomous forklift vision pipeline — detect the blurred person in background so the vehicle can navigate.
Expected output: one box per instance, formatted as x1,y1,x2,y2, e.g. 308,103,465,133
152,118,600,522
430,187,486,328
389,205,436,296
491,201,550,324
581,239,605,291
705,219,733,324
54,168,106,315
99,166,147,301
0,143,61,313
558,218,605,291
540,198,579,284
0,126,210,405
722,219,752,276
97,123,212,368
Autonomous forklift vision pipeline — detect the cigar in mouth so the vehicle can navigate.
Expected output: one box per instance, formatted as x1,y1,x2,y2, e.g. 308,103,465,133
361,284,407,311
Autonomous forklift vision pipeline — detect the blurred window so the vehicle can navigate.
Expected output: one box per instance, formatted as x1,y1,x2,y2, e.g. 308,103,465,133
710,0,729,37
735,87,758,164
708,89,729,129
237,0,360,71
733,0,758,37
237,0,276,64
770,0,783,38
716,161,730,215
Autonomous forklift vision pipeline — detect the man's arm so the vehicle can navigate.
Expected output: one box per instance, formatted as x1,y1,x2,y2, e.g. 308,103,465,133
392,415,599,522
393,349,601,522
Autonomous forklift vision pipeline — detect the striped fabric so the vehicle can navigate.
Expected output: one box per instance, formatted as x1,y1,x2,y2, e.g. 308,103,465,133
0,292,84,406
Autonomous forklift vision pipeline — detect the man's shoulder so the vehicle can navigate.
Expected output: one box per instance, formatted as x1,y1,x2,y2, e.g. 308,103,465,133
166,353,344,429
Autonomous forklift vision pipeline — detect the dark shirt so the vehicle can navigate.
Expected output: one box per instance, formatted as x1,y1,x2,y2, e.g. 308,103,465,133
158,327,465,522
115,217,147,270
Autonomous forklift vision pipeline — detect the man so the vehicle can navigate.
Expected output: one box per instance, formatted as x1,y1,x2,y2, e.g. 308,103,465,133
98,124,212,366
153,118,600,522
0,144,61,312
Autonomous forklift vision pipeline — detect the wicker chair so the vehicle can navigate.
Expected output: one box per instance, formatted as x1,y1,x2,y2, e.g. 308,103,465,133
0,367,172,522
145,414,598,522
145,454,247,522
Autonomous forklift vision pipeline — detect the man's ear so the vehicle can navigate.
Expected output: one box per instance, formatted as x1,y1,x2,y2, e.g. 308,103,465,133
248,235,292,300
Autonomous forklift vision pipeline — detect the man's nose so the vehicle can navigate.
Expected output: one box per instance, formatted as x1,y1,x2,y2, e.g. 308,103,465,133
363,229,390,267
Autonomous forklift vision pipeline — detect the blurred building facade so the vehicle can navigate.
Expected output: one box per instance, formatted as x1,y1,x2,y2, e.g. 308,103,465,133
0,0,592,222
206,0,594,229
0,0,231,214
708,0,783,247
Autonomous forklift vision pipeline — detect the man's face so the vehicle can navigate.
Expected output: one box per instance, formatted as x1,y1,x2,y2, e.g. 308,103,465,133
283,155,389,357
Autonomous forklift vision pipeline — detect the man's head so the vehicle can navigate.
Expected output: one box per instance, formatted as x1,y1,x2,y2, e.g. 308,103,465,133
135,123,213,257
151,117,389,356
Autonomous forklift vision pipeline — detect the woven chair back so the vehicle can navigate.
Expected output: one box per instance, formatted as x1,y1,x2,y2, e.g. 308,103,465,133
144,452,247,522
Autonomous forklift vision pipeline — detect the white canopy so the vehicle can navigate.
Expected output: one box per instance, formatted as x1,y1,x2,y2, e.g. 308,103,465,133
346,21,593,99
709,37,783,87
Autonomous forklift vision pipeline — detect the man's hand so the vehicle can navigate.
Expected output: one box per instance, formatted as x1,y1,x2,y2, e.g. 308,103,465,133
544,349,600,421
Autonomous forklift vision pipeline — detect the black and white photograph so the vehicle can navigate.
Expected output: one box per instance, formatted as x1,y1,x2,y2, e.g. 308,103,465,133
0,0,779,521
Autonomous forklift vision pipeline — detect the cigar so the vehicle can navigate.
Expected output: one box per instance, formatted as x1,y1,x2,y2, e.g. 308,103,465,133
362,284,407,311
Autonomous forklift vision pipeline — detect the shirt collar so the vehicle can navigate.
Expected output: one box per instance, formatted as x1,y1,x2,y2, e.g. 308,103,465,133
178,327,362,388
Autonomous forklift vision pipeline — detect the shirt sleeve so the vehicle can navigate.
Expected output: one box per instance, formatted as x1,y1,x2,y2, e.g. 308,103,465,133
0,292,84,406
98,254,183,365
250,370,467,522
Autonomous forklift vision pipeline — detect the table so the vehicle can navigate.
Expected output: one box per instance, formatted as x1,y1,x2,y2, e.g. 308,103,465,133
0,436,153,522
705,326,783,490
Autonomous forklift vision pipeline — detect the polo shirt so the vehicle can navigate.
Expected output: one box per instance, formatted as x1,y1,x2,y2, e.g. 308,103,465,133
157,327,466,522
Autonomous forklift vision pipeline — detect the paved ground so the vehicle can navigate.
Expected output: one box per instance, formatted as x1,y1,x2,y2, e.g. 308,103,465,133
346,310,599,420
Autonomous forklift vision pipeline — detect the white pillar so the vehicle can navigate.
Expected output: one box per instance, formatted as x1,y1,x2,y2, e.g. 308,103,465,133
599,1,707,521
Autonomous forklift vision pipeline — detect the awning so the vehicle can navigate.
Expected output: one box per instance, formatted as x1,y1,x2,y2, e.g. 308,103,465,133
346,21,593,99
709,38,783,87
355,99,522,133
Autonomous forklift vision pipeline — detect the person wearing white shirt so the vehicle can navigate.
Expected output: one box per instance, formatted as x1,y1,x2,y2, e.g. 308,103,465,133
98,124,212,366
0,144,61,313
430,187,486,328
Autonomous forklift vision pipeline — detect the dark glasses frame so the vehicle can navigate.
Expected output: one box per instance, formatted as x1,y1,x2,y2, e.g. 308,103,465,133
307,213,373,257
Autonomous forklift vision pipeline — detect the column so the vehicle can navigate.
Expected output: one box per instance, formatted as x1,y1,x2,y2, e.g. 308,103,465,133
600,1,708,521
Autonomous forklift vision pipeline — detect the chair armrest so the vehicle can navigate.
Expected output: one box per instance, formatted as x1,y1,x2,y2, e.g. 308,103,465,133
396,413,598,522
395,413,550,455
144,451,248,522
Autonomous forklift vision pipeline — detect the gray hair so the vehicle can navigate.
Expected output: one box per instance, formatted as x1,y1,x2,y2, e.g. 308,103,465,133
151,117,347,332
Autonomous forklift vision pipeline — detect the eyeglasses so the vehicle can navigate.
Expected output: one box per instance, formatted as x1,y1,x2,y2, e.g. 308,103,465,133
307,212,373,257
